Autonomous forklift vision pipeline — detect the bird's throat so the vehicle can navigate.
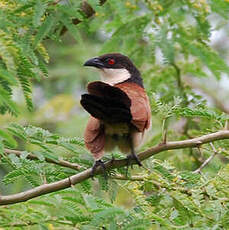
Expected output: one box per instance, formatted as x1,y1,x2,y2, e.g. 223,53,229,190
99,68,131,85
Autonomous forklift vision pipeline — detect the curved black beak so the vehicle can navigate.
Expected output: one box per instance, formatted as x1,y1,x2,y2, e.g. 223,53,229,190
84,57,104,68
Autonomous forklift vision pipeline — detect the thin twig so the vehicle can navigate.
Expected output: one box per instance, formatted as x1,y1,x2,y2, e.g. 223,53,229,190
171,63,193,140
197,147,205,163
193,143,218,174
3,149,84,171
1,130,229,205
171,62,188,105
162,118,167,144
110,174,144,181
111,174,163,189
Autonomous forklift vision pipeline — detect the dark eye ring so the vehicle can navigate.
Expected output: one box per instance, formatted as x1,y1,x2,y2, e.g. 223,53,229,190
108,59,115,65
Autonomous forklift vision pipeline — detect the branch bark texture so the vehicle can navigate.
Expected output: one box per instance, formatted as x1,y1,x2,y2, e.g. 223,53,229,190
1,130,229,205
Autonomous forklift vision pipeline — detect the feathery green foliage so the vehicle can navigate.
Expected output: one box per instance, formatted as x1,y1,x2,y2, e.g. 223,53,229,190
0,0,229,229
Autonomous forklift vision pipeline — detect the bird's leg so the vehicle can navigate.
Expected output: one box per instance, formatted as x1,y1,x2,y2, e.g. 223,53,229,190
110,153,116,165
129,140,142,167
126,136,142,173
91,160,107,179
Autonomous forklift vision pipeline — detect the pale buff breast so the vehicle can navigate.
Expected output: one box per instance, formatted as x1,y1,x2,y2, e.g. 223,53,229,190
104,123,129,135
104,122,149,154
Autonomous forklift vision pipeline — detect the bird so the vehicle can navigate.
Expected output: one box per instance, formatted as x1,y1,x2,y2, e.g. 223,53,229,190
80,53,151,174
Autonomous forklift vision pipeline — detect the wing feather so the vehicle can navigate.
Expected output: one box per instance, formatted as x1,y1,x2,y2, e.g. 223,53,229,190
84,116,105,160
116,82,151,131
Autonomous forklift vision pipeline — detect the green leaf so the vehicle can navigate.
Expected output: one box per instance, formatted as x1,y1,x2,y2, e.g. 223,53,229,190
60,14,82,43
210,0,229,19
123,219,151,230
90,207,126,226
7,123,27,141
34,15,56,48
33,0,48,27
17,73,33,111
0,86,19,115
80,180,92,194
0,68,18,85
0,35,17,75
2,168,23,184
0,129,17,148
0,139,4,155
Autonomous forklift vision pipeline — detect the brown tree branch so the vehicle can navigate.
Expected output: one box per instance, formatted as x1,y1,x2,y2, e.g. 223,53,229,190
1,130,229,205
3,149,84,171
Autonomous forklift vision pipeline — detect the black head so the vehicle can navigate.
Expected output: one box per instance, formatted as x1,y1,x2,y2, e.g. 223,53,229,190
84,53,143,87
84,53,137,71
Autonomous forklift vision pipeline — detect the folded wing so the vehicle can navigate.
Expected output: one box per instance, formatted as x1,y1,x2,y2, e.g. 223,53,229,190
116,82,151,132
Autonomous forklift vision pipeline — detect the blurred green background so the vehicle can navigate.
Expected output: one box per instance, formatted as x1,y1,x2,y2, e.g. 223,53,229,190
1,0,229,229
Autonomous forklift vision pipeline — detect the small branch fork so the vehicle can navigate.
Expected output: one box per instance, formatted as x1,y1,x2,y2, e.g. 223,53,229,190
0,130,229,205
193,143,218,174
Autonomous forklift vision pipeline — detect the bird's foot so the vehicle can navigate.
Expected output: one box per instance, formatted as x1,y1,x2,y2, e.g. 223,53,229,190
110,154,116,165
126,153,142,167
91,160,107,179
125,153,142,176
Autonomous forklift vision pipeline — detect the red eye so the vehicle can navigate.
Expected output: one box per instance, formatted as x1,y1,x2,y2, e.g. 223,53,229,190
108,59,115,65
